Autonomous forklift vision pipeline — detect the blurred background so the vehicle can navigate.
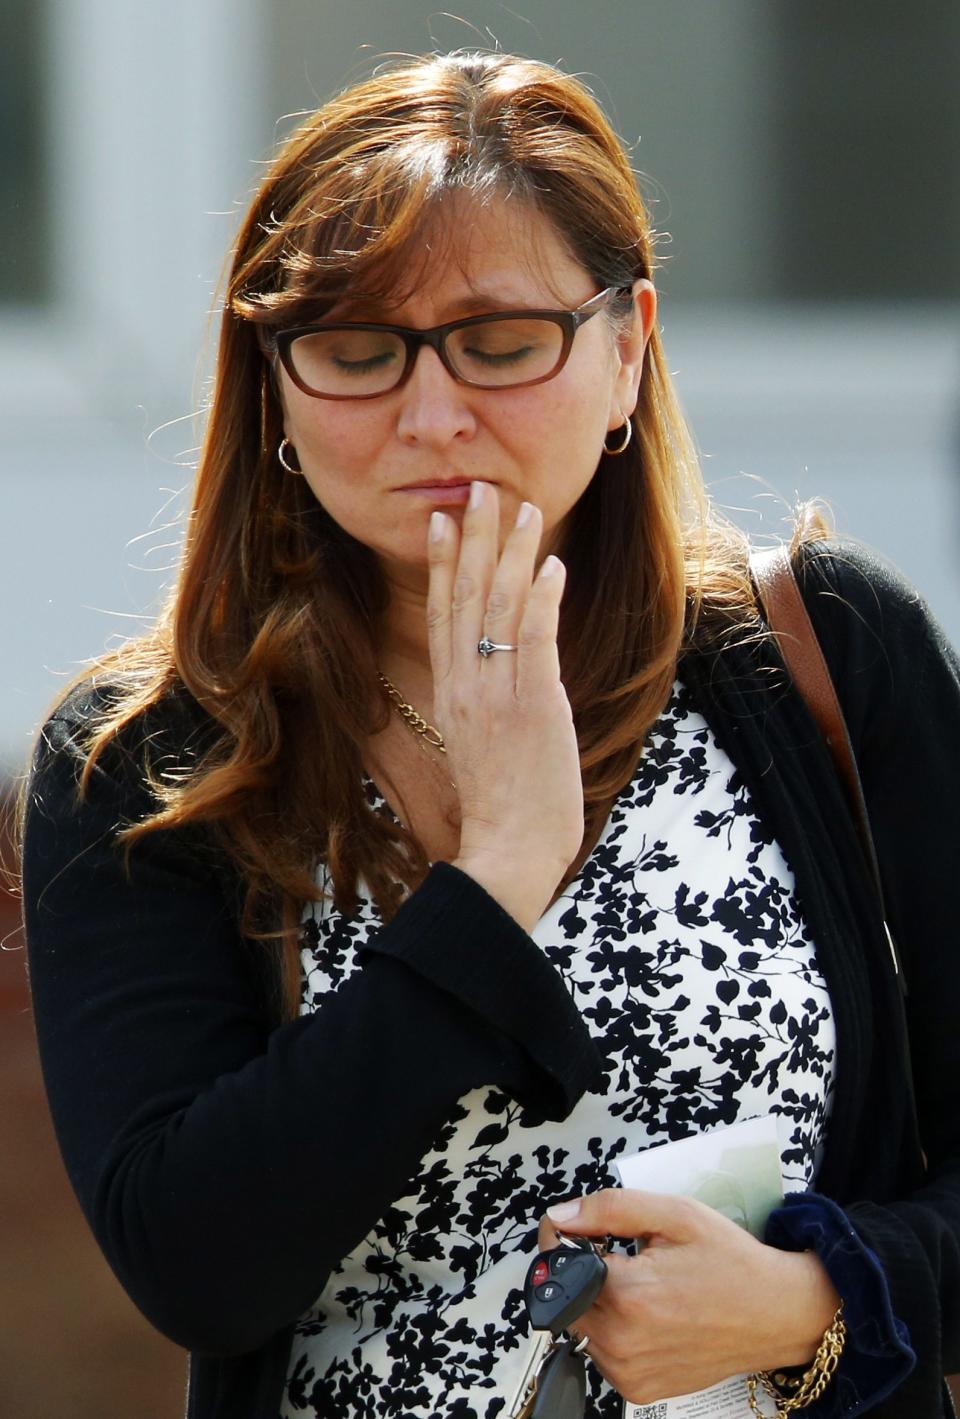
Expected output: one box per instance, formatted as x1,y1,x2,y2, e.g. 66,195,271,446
1,2,958,1415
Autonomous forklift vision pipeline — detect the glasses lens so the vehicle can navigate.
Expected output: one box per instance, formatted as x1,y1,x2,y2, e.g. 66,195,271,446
288,328,407,396
446,317,564,387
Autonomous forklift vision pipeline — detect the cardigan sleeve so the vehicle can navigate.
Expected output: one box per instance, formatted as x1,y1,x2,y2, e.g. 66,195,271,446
795,542,960,1412
21,687,602,1359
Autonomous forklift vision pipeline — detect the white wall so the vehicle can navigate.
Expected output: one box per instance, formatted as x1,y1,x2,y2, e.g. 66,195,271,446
2,2,958,774
1,0,265,772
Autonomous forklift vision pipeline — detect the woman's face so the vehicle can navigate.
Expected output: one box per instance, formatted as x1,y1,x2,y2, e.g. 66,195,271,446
276,196,655,584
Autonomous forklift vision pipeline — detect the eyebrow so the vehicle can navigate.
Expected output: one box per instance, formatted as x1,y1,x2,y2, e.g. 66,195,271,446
331,290,552,324
442,292,531,317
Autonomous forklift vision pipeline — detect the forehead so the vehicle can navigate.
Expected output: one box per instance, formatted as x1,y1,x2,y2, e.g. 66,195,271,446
336,194,592,320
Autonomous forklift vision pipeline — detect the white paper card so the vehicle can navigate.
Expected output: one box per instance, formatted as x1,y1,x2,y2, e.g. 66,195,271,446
614,1113,783,1234
623,1371,775,1418
614,1116,783,1419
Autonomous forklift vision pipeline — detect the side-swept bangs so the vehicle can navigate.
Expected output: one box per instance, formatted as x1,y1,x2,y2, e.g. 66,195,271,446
232,149,458,329
229,52,652,334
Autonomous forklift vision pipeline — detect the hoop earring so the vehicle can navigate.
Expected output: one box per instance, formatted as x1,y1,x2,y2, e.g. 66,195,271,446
603,419,633,456
278,437,302,474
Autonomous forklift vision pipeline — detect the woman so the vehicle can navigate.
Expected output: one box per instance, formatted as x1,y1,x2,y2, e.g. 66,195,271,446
19,49,959,1419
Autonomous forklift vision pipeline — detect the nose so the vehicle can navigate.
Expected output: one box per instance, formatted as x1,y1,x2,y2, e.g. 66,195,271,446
395,345,477,448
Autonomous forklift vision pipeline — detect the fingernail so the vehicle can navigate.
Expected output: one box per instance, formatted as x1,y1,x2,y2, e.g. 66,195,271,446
468,480,484,510
539,555,561,578
429,511,446,542
547,1199,582,1223
515,501,533,529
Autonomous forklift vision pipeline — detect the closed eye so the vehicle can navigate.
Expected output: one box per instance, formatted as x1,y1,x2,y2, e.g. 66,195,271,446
460,343,537,367
330,350,399,374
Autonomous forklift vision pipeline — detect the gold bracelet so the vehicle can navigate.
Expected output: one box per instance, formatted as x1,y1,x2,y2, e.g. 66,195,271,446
746,1302,846,1415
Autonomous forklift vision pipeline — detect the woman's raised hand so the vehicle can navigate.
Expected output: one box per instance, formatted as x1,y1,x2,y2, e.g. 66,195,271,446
427,480,584,931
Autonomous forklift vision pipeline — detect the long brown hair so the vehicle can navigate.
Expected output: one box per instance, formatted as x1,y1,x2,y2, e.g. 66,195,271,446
20,51,764,1016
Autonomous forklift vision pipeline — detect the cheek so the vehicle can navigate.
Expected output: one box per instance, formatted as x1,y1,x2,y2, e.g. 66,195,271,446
540,354,615,434
289,406,359,456
287,404,385,488
281,368,378,455
529,381,611,472
525,383,611,528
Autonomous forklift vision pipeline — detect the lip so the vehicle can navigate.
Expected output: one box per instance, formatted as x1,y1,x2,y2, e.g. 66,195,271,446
397,476,475,490
395,477,476,505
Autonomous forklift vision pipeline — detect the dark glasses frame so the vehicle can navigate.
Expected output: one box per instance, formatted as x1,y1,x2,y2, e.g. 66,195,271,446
269,285,629,400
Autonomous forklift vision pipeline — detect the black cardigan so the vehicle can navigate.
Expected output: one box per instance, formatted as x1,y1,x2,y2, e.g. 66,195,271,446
21,542,960,1418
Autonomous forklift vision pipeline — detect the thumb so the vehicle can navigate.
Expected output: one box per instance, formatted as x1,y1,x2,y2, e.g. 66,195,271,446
545,1186,703,1243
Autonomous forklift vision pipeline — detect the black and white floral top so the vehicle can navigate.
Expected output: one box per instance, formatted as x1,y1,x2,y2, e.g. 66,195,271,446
282,681,836,1418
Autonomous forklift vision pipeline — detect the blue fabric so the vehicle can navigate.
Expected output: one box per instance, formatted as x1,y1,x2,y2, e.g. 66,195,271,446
765,1192,916,1416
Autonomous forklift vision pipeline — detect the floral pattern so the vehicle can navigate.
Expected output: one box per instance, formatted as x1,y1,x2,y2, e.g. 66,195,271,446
282,682,836,1418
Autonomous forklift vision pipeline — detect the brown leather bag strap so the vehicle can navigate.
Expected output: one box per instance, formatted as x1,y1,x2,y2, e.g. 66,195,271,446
750,544,906,993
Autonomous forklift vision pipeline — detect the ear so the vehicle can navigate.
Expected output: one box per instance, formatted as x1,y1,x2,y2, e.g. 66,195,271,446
608,278,657,431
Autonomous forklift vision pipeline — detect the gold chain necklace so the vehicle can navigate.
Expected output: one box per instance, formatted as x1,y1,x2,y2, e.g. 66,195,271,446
377,673,447,754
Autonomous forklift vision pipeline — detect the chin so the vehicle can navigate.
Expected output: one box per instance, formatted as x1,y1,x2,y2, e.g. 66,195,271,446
371,540,432,581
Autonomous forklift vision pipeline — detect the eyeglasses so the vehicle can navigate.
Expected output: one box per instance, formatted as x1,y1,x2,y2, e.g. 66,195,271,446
271,286,626,400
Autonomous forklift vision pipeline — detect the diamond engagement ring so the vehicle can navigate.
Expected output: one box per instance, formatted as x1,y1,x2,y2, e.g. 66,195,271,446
477,637,519,657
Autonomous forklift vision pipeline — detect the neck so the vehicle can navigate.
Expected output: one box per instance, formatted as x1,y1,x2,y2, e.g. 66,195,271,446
376,561,434,703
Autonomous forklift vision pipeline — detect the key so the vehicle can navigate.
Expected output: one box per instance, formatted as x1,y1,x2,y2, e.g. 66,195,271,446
529,1339,587,1418
523,1234,608,1335
507,1330,553,1418
510,1336,587,1419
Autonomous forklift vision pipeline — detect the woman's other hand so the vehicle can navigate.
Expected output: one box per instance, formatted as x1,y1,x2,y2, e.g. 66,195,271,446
427,480,584,931
537,1188,842,1407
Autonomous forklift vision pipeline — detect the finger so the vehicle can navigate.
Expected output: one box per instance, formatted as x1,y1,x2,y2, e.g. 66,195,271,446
562,1261,655,1384
426,509,459,685
572,1331,656,1411
514,554,566,701
545,1188,705,1243
567,1307,670,1413
451,480,499,670
537,1212,565,1251
481,500,543,663
567,1329,591,1356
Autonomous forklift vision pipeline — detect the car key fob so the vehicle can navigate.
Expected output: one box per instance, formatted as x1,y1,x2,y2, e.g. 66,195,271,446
523,1234,607,1335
